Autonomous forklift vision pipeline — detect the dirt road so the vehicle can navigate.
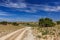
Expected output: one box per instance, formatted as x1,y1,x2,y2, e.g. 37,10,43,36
0,27,35,40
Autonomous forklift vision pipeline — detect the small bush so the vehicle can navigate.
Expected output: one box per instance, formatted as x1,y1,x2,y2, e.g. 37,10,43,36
51,32,55,35
12,22,19,26
56,21,60,25
42,30,49,35
36,35,41,38
58,32,60,35
0,21,7,25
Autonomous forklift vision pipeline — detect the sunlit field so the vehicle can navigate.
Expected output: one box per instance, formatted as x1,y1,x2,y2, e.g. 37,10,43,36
0,21,60,40
32,25,60,40
0,24,23,37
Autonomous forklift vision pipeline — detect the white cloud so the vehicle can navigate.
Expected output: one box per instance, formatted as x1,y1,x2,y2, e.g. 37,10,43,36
1,2,27,8
0,10,8,16
28,4,60,12
15,4,60,13
0,13,7,15
0,10,15,16
0,1,60,13
18,9,37,13
40,5,60,12
25,10,36,13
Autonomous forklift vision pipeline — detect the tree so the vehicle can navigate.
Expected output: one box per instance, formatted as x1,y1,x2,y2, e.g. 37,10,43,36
39,18,55,27
56,21,60,25
0,21,7,25
12,22,19,26
39,18,45,27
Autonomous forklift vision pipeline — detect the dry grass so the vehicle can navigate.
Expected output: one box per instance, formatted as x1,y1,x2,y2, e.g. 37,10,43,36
32,25,60,40
0,24,24,37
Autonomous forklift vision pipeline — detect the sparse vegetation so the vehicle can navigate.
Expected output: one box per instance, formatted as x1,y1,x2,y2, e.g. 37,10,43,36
42,30,49,35
0,25,23,37
0,17,60,40
56,21,60,25
36,35,41,38
0,21,7,25
12,22,19,26
32,18,60,40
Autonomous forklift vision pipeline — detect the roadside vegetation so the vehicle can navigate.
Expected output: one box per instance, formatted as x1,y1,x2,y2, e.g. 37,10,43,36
0,21,24,37
39,18,55,27
32,18,60,40
0,18,60,40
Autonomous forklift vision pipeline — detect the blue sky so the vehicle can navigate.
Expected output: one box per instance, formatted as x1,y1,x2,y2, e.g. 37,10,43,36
0,0,60,22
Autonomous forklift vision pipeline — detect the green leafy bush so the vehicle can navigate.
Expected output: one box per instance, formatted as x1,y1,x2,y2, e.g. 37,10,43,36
56,21,60,25
12,22,19,26
39,18,55,27
0,21,7,25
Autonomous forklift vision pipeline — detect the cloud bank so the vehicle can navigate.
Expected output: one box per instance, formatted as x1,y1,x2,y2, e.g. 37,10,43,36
0,0,60,13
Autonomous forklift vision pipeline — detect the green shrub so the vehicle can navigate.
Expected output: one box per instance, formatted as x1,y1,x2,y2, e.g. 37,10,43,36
0,21,7,25
50,32,55,35
39,18,55,27
56,21,60,25
58,32,60,35
36,35,41,38
12,22,19,26
42,30,49,35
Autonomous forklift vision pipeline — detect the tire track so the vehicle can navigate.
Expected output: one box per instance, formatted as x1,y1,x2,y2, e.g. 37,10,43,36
6,28,25,40
0,27,35,40
0,28,25,40
15,29,28,40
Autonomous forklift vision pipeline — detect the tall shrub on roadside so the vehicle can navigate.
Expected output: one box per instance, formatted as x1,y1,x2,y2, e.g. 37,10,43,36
39,18,55,27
